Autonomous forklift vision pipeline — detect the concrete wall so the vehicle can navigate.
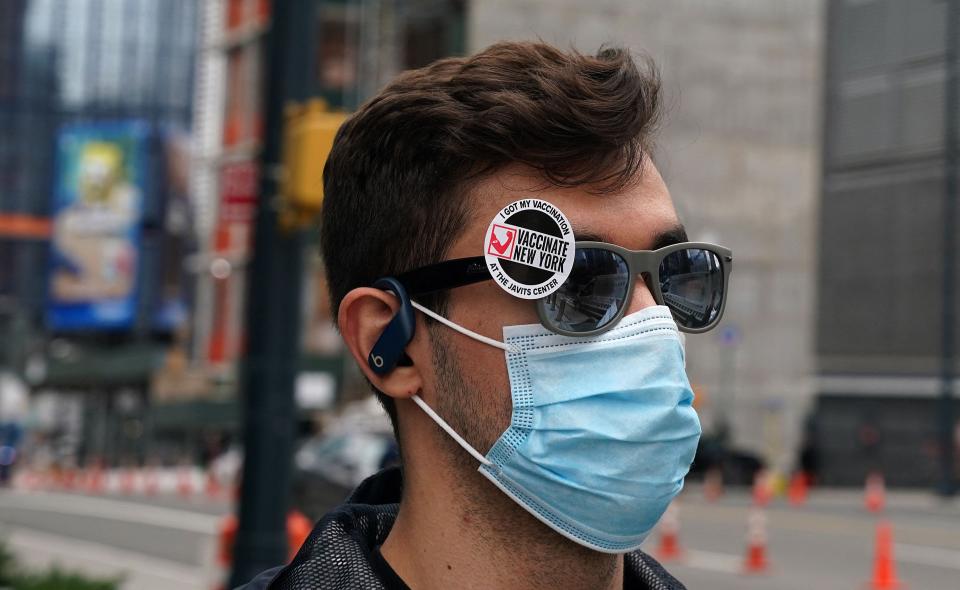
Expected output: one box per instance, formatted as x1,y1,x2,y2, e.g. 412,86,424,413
469,0,824,471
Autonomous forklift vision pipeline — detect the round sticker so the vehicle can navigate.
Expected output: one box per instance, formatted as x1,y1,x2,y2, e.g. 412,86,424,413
483,199,576,299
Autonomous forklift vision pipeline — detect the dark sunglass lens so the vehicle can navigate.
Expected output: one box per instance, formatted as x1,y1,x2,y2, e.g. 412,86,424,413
659,248,724,330
542,248,630,333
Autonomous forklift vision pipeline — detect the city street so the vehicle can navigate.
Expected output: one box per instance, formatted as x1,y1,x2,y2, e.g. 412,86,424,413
0,488,226,589
654,484,960,590
1,1,958,589
2,482,959,589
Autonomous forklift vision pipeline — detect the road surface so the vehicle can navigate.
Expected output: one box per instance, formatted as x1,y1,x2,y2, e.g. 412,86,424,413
652,484,960,590
0,488,226,589
1,484,959,589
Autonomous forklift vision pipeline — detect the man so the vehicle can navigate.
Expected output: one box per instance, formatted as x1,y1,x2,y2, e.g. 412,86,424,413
242,40,732,590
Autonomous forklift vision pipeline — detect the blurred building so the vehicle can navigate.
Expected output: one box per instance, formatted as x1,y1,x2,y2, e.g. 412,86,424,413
815,0,960,487
158,0,468,458
14,0,907,486
0,0,52,368
0,0,199,465
471,1,825,475
187,0,465,376
1,0,468,469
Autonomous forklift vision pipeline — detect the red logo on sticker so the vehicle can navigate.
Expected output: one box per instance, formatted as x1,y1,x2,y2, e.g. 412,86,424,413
487,224,517,259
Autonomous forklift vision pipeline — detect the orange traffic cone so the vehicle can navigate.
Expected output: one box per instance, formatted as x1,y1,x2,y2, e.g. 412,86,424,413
205,470,224,500
654,503,683,561
788,471,808,506
87,464,105,494
742,508,770,574
287,509,313,561
177,466,195,499
120,468,137,495
62,467,78,491
865,472,886,513
17,468,38,491
752,469,773,507
75,469,89,491
704,467,723,502
213,513,239,590
143,467,159,496
865,520,904,589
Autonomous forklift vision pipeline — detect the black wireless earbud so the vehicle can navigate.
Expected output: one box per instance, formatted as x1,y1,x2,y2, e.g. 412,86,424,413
367,277,416,375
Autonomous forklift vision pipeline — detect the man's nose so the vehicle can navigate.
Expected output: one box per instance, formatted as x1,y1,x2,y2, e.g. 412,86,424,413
623,275,659,316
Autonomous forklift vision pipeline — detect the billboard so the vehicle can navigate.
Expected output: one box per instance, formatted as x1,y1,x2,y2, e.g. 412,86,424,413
47,122,150,330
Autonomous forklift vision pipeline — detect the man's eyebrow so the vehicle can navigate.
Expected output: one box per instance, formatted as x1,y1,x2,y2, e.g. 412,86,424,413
651,224,688,250
572,229,607,243
572,224,689,250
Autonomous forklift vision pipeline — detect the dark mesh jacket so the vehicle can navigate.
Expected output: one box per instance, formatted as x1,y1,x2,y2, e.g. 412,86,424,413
238,467,686,590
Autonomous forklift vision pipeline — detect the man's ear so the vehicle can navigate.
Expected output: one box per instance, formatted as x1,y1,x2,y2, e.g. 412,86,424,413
338,287,424,400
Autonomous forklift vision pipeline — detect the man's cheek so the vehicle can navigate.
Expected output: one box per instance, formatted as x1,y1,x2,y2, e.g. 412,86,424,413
464,347,513,453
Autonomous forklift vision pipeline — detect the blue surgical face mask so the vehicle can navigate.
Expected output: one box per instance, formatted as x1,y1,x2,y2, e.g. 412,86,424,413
410,303,702,554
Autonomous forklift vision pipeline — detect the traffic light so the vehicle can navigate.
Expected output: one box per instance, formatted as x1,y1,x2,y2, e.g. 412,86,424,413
279,98,348,230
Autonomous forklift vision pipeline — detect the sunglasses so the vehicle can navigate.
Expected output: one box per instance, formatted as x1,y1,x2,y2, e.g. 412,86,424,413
396,241,733,336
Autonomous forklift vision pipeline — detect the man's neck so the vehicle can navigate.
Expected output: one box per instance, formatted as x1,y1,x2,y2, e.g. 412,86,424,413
381,463,623,590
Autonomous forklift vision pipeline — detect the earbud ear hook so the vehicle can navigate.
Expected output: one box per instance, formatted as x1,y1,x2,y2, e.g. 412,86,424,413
367,277,416,375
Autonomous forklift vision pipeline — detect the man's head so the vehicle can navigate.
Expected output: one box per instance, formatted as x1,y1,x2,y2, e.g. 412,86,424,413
322,42,674,454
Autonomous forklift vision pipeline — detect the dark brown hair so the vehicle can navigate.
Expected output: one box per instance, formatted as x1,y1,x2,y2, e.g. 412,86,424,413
321,41,662,431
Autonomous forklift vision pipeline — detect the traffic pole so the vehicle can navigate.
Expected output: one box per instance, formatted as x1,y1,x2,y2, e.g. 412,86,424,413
228,0,316,585
939,0,958,499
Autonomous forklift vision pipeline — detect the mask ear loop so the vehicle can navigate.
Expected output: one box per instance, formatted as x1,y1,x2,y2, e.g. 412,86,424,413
411,395,493,467
406,299,518,468
410,300,520,354
678,330,687,368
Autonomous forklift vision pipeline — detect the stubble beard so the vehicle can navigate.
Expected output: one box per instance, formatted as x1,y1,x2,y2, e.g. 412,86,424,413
428,325,620,589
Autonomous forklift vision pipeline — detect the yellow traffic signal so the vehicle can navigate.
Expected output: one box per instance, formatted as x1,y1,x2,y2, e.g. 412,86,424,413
280,98,348,229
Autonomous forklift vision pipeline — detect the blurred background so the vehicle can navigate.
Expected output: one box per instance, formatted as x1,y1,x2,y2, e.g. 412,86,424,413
0,0,958,589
